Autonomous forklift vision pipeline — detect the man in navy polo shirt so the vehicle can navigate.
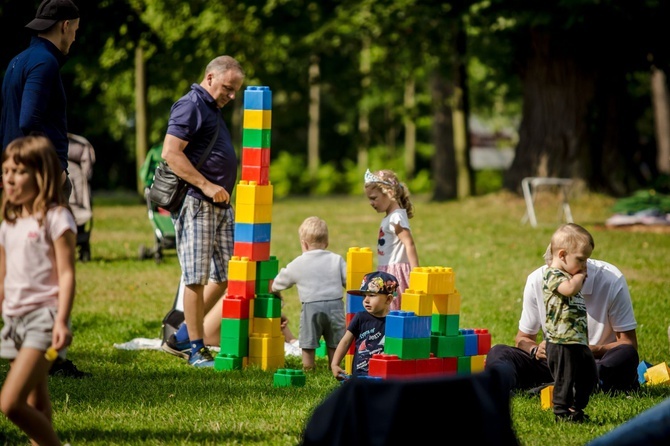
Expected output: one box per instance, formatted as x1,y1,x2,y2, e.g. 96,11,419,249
1,0,80,200
160,56,245,367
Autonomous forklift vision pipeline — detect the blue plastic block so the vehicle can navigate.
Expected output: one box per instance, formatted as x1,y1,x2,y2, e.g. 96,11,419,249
346,294,365,313
244,86,272,110
638,360,654,384
235,223,271,243
460,328,478,356
386,311,431,339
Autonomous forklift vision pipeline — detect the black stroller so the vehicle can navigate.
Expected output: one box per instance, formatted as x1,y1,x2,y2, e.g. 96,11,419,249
67,133,95,262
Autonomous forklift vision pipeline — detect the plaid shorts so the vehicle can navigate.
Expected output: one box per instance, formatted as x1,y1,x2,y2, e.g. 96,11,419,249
173,195,234,286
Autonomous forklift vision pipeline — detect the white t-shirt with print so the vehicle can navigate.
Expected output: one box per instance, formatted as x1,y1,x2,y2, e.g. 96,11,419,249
377,209,411,267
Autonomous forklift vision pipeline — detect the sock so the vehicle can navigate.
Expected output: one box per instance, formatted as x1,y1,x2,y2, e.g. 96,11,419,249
175,323,189,342
190,339,205,356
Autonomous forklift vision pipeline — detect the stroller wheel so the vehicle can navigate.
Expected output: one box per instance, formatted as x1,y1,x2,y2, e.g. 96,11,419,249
139,244,148,260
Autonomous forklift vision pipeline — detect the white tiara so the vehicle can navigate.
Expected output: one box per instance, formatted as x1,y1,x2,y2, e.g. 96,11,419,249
364,169,394,186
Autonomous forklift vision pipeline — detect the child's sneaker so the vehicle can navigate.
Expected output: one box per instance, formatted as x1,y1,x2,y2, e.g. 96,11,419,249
162,334,190,359
188,347,215,368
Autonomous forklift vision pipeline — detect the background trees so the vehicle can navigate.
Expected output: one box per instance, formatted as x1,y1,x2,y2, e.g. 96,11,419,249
1,0,668,198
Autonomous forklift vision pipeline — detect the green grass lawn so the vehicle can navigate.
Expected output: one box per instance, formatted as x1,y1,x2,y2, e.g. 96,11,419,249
1,190,669,445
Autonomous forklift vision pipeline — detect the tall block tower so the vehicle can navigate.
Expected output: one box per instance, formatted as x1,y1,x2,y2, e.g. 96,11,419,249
215,86,284,372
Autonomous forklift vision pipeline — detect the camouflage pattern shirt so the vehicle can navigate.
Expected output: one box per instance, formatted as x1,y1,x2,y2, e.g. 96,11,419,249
543,268,588,345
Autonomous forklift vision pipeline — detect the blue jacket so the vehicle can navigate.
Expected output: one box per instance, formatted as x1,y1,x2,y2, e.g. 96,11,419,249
1,36,69,171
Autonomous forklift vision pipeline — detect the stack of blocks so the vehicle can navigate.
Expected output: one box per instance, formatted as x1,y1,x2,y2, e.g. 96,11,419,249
344,262,492,380
343,247,375,373
214,86,285,373
638,361,670,386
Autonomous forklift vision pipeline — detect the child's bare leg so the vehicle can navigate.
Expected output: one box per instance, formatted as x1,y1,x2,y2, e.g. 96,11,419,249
0,349,61,446
302,348,316,371
327,347,337,368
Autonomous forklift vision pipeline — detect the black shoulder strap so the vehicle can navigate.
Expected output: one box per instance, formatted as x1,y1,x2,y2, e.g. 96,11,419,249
195,121,220,169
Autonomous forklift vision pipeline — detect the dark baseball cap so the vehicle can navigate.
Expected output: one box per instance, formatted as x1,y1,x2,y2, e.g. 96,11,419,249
347,271,399,296
26,0,80,32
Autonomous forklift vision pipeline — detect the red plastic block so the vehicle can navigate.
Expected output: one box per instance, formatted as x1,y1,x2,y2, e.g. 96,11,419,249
228,280,256,299
233,241,271,262
241,165,269,185
222,295,251,319
242,147,271,167
368,353,416,379
442,357,458,375
475,328,491,355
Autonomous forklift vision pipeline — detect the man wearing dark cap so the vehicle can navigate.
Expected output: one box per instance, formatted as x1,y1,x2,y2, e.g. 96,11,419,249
0,0,89,379
1,0,80,200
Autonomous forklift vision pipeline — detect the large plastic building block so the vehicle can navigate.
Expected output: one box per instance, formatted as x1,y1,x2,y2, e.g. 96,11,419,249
384,337,431,360
457,356,471,374
644,362,670,385
346,294,365,314
249,333,284,358
401,289,433,316
431,313,460,337
242,128,272,149
235,204,272,224
228,256,257,281
235,223,271,243
460,329,478,356
220,318,249,357
241,165,270,185
228,279,256,299
346,271,368,292
243,109,272,129
242,147,271,168
541,385,554,410
442,357,458,375
252,316,280,334
215,353,244,371
638,360,654,384
236,181,273,206
415,355,446,377
221,295,251,319
474,328,492,355
431,334,465,358
368,353,416,379
346,247,374,273
248,354,284,371
243,86,272,110
233,241,271,262
409,266,455,295
274,369,306,387
386,311,431,339
253,294,282,318
470,355,486,373
316,339,327,357
432,291,461,315
257,256,279,280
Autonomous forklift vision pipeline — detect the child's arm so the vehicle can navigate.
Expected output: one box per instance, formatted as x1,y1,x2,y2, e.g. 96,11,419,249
0,245,5,314
331,330,354,380
396,226,419,269
52,229,77,351
557,272,586,297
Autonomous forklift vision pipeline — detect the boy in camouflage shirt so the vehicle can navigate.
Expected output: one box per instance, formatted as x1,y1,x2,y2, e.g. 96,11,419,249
543,223,598,422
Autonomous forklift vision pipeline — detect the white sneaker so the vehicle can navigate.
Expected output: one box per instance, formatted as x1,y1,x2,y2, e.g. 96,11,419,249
285,341,302,357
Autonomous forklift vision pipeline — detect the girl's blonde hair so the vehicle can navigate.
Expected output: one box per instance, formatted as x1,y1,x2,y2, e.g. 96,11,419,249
1,136,68,225
299,216,329,248
364,169,414,218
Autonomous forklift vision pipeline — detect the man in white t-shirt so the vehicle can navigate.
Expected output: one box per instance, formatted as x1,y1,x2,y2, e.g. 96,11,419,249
486,258,639,394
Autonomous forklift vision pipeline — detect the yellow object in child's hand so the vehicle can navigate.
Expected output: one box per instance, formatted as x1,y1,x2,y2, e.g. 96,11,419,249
45,347,58,361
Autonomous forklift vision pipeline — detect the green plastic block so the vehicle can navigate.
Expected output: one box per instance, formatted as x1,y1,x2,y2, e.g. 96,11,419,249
273,368,306,387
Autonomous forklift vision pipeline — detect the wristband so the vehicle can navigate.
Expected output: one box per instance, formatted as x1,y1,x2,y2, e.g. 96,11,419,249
530,346,538,360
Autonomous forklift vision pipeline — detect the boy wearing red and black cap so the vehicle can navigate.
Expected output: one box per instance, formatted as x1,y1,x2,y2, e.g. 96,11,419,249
331,271,399,379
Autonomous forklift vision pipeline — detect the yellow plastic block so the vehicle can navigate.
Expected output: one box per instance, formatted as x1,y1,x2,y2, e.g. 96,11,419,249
228,256,257,281
346,271,368,291
470,355,486,373
344,353,354,375
236,204,272,224
252,316,281,335
235,181,273,206
248,300,255,334
401,289,433,316
248,354,284,371
433,291,461,315
243,109,272,130
409,267,455,295
541,385,554,410
346,247,374,273
645,362,670,385
249,333,284,357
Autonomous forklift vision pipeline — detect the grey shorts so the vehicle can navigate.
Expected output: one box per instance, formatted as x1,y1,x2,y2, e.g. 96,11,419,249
0,306,64,360
299,300,345,350
173,196,234,285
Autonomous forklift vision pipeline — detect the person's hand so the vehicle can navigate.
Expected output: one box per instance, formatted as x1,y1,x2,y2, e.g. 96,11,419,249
534,340,547,360
51,320,72,351
204,183,230,204
332,364,345,380
280,314,289,329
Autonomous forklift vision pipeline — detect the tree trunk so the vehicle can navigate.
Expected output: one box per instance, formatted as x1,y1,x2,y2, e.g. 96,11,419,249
134,46,147,196
454,21,473,198
357,37,371,171
652,66,670,175
431,70,457,201
504,30,640,196
308,54,321,177
404,76,416,179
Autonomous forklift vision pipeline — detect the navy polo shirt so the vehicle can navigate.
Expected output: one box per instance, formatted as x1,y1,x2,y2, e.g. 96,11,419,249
0,37,69,171
166,83,238,207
